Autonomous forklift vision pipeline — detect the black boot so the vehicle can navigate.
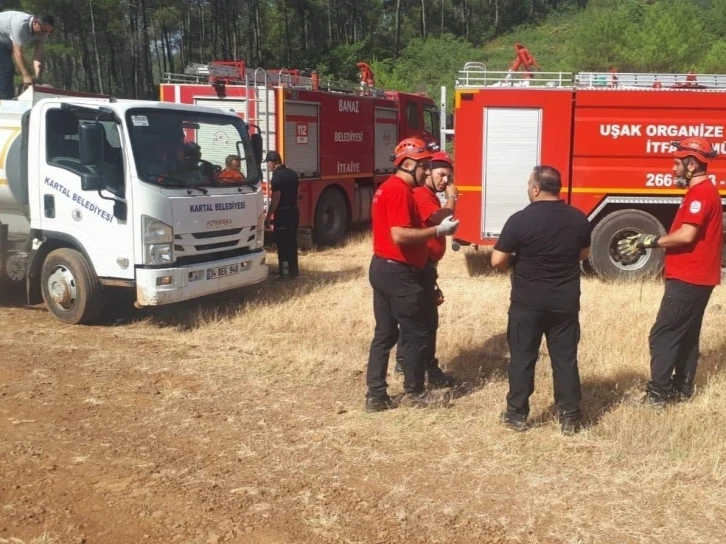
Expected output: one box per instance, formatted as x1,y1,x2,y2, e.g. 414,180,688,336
671,376,694,403
395,390,451,409
500,411,528,432
559,409,582,436
425,359,458,388
365,394,397,413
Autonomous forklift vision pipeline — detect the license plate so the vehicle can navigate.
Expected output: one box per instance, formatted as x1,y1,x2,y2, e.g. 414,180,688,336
206,263,240,280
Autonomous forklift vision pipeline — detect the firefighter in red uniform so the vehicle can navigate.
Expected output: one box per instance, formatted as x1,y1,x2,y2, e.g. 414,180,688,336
618,137,723,407
393,151,459,387
365,138,460,412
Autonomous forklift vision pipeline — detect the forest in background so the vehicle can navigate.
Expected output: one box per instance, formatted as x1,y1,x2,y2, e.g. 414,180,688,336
5,0,726,104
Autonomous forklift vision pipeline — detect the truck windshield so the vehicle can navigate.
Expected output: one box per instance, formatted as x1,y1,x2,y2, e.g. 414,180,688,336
125,108,260,188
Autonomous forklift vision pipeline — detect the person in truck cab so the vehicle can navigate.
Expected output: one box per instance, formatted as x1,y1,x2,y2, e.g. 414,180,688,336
0,11,54,99
393,151,459,389
174,142,214,185
364,138,460,413
216,154,246,184
618,137,723,408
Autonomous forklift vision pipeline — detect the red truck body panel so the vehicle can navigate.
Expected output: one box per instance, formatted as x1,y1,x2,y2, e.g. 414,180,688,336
453,83,726,246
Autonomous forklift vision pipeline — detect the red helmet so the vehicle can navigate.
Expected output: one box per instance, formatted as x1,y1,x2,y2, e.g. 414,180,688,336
391,137,433,167
672,137,718,163
430,151,453,169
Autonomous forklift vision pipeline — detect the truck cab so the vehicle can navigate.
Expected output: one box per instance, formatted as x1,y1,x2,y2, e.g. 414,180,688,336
390,91,440,146
0,87,268,324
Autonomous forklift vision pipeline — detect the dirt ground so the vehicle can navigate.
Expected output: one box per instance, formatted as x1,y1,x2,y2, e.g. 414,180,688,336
2,239,726,544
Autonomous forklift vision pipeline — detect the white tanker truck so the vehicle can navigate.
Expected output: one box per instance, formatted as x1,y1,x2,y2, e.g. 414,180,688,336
0,86,268,324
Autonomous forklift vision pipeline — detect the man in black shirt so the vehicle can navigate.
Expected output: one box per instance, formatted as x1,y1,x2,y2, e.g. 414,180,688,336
264,151,300,279
491,165,591,435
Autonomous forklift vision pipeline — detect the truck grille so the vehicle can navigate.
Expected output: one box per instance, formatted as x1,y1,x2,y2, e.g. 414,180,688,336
174,226,257,256
175,247,262,267
190,228,242,239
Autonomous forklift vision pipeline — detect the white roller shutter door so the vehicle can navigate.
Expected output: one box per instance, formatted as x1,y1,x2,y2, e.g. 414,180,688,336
284,102,319,178
375,108,397,174
193,99,248,169
481,108,542,238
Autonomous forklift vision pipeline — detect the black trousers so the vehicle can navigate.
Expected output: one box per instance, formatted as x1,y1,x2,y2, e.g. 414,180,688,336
273,208,299,278
395,263,439,370
647,279,713,398
366,256,428,397
0,46,15,100
506,306,582,418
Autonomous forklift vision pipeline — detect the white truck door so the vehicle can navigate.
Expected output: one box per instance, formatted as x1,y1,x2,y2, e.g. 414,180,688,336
35,105,134,280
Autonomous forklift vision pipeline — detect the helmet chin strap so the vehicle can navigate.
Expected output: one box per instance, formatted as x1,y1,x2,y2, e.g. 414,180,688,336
400,160,425,185
676,159,706,188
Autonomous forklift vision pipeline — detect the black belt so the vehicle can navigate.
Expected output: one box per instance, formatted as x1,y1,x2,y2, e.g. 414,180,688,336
276,205,298,211
374,255,422,271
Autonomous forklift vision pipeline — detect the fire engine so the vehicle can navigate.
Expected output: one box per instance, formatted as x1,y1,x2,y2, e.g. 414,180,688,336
160,61,439,247
440,63,726,279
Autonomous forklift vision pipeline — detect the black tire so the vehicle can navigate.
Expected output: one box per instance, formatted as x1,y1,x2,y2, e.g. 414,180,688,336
40,248,104,325
589,209,666,281
313,188,349,246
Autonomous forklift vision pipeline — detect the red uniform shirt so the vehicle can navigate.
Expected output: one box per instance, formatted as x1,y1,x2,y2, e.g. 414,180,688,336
413,186,446,262
371,175,428,268
665,179,723,286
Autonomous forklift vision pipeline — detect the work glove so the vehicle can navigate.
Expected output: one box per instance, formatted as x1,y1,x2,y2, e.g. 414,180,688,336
436,216,460,237
617,234,659,257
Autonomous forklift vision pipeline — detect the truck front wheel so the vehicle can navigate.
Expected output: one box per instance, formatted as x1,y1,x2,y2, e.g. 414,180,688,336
41,248,104,325
589,210,666,281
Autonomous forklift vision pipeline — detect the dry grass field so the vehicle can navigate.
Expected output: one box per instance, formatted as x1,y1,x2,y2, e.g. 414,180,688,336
2,236,726,544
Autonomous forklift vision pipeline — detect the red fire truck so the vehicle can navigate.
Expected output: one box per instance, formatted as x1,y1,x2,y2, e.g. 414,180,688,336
441,65,726,279
160,61,439,247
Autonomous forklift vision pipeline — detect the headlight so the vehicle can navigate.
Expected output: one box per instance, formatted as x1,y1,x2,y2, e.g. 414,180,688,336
142,215,174,265
255,212,265,249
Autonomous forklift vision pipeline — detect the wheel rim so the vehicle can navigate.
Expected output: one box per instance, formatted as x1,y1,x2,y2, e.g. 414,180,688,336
323,204,341,235
608,227,653,272
47,265,77,310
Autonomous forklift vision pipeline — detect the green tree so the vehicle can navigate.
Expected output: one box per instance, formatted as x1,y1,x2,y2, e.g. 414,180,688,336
566,0,642,71
623,0,710,72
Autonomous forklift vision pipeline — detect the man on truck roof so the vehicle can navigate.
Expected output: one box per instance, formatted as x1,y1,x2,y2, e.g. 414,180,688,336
0,11,54,99
618,137,723,408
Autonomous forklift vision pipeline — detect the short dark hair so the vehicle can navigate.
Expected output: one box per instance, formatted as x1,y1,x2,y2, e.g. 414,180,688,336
531,165,561,195
39,15,55,27
264,151,282,164
682,155,708,173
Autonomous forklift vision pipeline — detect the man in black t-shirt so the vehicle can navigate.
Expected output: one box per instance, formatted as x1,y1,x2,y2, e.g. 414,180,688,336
491,165,591,435
264,151,300,279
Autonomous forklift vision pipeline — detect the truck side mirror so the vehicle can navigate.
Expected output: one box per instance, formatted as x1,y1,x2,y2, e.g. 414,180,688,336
80,172,101,192
251,133,263,168
79,122,105,167
446,112,453,130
